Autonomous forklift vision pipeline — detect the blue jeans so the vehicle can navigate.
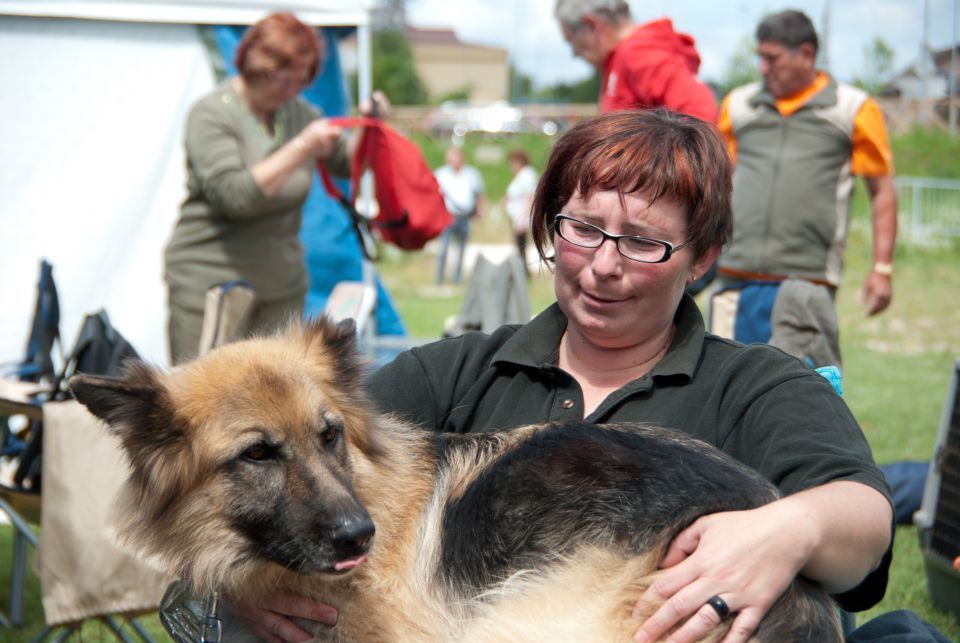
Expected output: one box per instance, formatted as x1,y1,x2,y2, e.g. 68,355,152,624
846,609,951,642
435,216,471,284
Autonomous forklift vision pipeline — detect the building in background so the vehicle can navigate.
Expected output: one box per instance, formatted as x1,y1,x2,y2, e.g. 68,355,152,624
879,44,960,132
406,27,508,102
883,46,957,100
340,25,508,104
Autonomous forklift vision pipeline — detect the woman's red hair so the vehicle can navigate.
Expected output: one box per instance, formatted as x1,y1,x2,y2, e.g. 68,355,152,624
531,109,733,263
234,12,323,82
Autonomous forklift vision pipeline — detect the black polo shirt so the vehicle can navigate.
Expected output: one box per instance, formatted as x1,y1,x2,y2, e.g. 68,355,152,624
370,296,887,498
366,295,892,609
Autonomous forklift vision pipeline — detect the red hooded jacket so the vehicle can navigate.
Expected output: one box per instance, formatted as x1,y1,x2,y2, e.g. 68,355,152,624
600,18,717,123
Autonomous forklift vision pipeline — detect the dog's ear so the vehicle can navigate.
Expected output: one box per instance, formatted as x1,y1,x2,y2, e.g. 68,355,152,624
303,316,364,382
304,315,357,346
71,364,191,521
70,363,184,463
70,363,169,427
71,366,156,427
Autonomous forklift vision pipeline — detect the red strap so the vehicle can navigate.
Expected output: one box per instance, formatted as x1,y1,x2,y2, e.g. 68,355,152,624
325,116,379,129
315,117,384,201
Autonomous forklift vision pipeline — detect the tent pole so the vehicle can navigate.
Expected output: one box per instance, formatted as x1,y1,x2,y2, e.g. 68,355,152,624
356,23,372,108
355,21,377,299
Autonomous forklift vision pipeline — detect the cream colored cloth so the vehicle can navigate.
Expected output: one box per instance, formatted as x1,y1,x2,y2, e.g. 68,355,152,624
0,377,46,404
769,278,842,369
38,399,173,626
198,282,256,356
708,289,740,339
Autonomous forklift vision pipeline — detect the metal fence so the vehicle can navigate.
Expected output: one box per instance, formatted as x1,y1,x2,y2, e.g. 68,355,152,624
896,176,960,241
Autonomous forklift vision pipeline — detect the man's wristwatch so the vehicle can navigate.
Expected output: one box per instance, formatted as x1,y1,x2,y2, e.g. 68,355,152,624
872,262,894,277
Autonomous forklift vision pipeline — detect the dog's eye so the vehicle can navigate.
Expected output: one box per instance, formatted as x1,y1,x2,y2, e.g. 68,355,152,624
322,423,342,444
242,442,275,462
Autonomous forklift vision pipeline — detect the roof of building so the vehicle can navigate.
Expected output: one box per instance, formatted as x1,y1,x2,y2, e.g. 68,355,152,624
405,26,462,45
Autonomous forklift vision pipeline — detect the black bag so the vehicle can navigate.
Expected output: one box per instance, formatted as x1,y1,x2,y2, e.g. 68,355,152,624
59,309,140,385
12,310,139,492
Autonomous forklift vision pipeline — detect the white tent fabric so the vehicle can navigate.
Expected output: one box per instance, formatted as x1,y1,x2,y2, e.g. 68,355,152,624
0,16,212,367
0,2,369,367
0,0,370,26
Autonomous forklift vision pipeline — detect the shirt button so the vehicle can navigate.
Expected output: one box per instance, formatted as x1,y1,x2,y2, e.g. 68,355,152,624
561,399,575,409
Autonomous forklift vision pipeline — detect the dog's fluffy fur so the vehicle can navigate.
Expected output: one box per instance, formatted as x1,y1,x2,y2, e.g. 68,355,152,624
70,317,842,642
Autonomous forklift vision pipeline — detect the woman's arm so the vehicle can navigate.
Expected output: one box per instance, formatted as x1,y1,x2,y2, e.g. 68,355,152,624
250,118,343,197
631,480,892,643
185,99,341,216
254,89,391,196
788,480,892,592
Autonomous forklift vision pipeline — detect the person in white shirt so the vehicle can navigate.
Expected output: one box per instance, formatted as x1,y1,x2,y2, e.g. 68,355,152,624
434,146,485,284
503,149,538,277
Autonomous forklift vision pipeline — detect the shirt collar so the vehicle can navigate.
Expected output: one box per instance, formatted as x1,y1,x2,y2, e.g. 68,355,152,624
492,295,705,382
492,303,567,369
750,71,838,113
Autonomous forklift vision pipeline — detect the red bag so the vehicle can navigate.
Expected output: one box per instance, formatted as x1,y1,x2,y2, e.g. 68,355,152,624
318,117,452,251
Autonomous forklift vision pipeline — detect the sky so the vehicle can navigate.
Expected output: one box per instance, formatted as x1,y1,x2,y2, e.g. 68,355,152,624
405,0,958,88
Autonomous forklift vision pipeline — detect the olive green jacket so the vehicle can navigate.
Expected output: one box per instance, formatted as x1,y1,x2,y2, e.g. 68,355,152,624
721,77,869,286
164,81,349,310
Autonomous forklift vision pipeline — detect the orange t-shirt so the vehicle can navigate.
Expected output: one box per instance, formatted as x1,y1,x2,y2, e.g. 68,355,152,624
718,72,893,176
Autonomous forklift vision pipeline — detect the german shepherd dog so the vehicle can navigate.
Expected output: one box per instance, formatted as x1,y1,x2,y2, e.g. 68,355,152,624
70,317,841,642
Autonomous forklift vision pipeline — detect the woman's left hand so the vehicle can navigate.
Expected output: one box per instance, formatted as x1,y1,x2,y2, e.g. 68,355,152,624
298,119,344,159
359,90,391,119
631,503,813,643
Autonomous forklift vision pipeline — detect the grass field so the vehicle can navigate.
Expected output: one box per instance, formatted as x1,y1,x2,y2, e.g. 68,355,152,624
2,128,960,641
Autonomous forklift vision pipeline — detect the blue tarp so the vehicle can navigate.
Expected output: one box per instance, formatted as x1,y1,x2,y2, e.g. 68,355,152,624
211,25,405,336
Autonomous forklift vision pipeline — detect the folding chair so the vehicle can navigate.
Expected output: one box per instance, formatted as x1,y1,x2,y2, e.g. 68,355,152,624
325,262,378,356
1,259,62,479
197,281,255,357
1,303,163,641
1,259,63,384
1,259,61,629
0,380,43,630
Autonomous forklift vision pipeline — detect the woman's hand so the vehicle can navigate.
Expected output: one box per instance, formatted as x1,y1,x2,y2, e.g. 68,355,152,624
631,503,813,643
230,592,338,643
631,481,890,643
296,119,344,160
359,90,391,119
253,119,341,195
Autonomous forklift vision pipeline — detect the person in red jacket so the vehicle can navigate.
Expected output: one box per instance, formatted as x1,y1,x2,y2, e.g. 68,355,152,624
555,0,717,123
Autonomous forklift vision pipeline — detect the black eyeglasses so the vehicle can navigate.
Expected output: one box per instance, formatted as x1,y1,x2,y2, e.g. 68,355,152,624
553,214,690,264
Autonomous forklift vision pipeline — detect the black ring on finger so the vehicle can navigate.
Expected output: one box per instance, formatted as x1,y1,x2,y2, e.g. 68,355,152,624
706,594,731,619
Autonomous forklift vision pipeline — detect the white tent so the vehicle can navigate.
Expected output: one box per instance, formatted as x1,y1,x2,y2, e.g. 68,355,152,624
0,0,372,367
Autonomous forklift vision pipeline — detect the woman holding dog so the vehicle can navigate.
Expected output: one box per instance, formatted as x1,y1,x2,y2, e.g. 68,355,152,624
163,13,385,365
236,110,896,642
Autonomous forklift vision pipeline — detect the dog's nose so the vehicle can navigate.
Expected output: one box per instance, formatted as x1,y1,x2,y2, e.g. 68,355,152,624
332,517,375,557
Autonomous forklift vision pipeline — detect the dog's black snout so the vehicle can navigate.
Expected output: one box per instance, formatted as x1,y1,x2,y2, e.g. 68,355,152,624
332,517,375,557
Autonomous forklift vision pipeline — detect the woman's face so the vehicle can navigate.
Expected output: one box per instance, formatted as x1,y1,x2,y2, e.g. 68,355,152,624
553,189,715,350
246,62,312,112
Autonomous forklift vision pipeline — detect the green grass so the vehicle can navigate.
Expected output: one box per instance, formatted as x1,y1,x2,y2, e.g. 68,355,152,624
0,525,168,641
834,223,960,637
891,127,960,179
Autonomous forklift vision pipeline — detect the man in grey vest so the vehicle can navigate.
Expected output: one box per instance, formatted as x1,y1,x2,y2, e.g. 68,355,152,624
714,9,897,366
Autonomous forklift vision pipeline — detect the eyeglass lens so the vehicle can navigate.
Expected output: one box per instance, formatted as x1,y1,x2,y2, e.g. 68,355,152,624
556,216,672,263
